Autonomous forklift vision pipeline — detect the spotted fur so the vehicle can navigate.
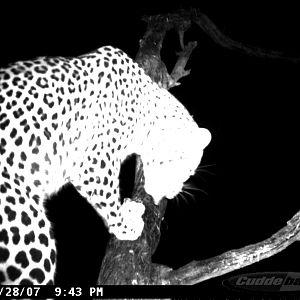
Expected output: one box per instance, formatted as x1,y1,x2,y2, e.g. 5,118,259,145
0,46,211,284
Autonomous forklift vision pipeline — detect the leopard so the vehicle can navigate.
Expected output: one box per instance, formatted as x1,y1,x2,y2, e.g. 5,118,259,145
0,45,211,285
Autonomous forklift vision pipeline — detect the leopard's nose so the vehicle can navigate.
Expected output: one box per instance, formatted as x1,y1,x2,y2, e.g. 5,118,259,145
198,128,211,148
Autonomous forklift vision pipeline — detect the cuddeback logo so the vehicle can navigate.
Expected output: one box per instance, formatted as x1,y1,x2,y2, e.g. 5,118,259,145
223,272,300,292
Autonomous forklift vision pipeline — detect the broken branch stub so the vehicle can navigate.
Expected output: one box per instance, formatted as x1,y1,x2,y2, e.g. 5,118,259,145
136,12,197,89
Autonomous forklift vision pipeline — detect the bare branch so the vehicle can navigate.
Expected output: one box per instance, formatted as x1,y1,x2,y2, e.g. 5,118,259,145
162,210,300,285
192,9,300,63
170,41,197,86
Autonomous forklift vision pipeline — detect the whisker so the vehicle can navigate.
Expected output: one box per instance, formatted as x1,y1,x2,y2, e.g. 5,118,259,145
181,190,195,199
179,192,190,204
196,163,216,170
175,191,189,204
195,163,216,176
183,185,208,196
195,168,216,176
174,194,180,206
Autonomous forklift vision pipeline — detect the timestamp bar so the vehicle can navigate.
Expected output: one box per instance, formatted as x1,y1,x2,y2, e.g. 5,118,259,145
0,285,201,298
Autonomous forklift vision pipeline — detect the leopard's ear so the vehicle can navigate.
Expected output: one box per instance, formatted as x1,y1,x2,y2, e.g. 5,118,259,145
198,128,211,149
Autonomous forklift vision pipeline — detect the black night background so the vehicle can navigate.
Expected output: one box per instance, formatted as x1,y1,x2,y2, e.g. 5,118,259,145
1,2,299,297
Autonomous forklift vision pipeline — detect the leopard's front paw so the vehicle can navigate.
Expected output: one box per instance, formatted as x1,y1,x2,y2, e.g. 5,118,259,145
109,198,145,241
